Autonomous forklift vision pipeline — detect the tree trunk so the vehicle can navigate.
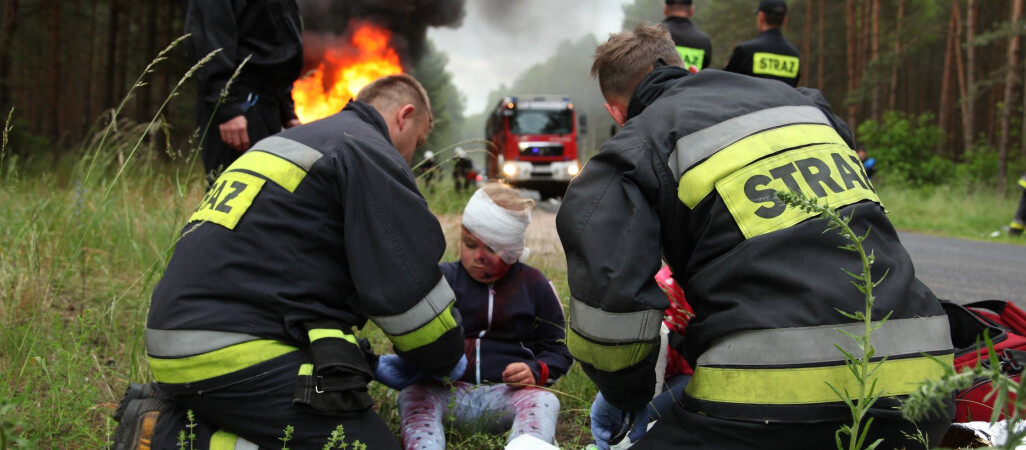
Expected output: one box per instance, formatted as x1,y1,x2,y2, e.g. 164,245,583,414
45,0,60,138
938,3,957,155
105,0,121,111
0,0,19,113
888,0,904,111
802,0,812,88
963,0,976,155
817,0,824,90
998,0,1024,190
141,0,158,123
846,0,857,125
870,0,881,122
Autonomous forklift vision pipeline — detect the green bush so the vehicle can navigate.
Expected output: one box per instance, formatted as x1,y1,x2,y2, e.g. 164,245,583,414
856,112,950,186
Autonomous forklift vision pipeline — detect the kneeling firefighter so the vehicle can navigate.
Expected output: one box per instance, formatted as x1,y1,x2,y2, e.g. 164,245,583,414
556,24,954,449
111,74,466,449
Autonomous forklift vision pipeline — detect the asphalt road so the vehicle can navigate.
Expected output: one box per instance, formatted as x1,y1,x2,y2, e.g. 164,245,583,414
899,232,1025,307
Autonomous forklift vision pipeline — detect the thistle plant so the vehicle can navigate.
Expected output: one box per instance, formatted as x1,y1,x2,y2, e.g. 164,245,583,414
776,190,889,450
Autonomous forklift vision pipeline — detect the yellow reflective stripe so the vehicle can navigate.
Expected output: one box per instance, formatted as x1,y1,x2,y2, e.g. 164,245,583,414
678,124,846,208
1018,177,1026,189
149,340,298,384
210,430,238,450
717,143,881,239
387,305,458,352
225,150,307,193
189,171,265,229
752,52,800,78
299,363,314,376
566,328,657,372
308,328,357,345
1011,222,1025,231
687,354,953,405
676,46,705,68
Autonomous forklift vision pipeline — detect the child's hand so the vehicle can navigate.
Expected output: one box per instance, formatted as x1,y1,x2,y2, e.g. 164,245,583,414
502,362,536,388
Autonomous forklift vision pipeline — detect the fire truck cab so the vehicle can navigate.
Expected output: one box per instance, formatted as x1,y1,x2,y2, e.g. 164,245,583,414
484,95,583,199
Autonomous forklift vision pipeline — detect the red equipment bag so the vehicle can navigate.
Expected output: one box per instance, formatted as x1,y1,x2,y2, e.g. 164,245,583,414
943,299,1026,422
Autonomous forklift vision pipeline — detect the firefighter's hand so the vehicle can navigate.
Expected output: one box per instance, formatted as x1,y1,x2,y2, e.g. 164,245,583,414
373,354,428,391
590,391,629,450
219,115,250,152
502,362,536,388
284,118,301,129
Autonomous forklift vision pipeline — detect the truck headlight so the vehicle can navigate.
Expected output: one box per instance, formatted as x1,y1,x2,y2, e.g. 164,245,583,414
567,160,580,177
502,162,518,177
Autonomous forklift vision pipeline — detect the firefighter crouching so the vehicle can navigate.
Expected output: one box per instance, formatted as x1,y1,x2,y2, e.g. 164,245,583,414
110,74,466,450
556,24,954,449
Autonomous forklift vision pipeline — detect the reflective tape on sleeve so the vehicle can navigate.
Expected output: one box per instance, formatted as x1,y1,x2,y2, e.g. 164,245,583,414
667,106,831,180
148,339,298,384
568,297,663,343
308,328,357,345
687,353,953,405
210,430,259,450
370,276,456,336
567,328,657,372
697,316,953,367
386,304,459,352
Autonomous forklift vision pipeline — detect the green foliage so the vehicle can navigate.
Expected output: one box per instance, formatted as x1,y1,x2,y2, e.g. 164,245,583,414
410,40,466,162
776,190,886,450
1,396,37,449
856,112,950,186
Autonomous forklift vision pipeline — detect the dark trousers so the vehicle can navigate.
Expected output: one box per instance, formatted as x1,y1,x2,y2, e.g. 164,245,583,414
633,398,953,449
1014,182,1026,226
196,99,283,186
152,351,400,450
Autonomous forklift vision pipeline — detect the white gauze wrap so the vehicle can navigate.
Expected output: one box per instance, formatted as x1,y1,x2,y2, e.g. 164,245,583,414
462,188,531,264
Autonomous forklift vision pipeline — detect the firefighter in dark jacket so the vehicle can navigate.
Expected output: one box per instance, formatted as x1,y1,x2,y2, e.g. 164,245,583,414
556,24,954,449
185,0,305,183
111,74,466,450
662,0,713,70
724,0,801,87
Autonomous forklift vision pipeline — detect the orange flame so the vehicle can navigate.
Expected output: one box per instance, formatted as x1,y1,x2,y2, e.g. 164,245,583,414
293,23,403,123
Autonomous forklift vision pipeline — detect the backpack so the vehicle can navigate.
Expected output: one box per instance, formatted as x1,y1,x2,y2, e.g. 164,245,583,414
943,299,1026,422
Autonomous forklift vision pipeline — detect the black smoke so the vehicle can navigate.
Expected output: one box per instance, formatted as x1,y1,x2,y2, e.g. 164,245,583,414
297,0,466,68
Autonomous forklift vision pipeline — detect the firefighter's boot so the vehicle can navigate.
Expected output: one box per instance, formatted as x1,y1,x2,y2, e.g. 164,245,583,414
111,383,171,450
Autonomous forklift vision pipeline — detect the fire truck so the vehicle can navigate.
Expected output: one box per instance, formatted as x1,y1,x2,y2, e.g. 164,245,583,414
484,95,584,199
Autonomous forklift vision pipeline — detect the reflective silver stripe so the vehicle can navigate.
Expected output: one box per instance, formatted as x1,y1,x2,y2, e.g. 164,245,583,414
697,316,953,367
370,276,456,336
236,437,259,450
667,106,832,179
250,136,323,171
145,329,261,358
569,297,663,343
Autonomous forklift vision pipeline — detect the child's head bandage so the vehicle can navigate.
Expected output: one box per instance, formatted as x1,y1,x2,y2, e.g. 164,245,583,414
462,188,531,264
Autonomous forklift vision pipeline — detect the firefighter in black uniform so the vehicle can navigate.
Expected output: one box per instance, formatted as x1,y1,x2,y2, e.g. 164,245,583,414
559,24,954,449
111,74,466,449
661,0,713,70
186,0,305,184
724,0,801,87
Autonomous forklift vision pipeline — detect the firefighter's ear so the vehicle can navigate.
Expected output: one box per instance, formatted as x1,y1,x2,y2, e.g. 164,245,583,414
604,101,627,127
395,104,416,131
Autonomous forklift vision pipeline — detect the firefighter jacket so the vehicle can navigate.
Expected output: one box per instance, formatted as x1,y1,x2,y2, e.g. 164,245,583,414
441,261,573,387
724,28,801,87
147,100,465,387
661,17,713,70
555,66,953,421
184,0,303,124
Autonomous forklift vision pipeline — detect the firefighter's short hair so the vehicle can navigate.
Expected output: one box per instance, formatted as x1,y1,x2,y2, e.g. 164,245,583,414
591,23,684,103
357,74,433,124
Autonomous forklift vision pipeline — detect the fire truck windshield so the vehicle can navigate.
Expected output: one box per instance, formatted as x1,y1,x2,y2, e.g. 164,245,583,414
510,109,573,135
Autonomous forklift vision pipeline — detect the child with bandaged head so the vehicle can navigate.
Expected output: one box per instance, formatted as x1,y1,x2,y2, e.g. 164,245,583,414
374,182,573,450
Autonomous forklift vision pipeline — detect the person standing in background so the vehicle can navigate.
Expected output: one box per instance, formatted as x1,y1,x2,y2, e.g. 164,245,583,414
724,0,801,87
661,0,713,70
185,0,304,184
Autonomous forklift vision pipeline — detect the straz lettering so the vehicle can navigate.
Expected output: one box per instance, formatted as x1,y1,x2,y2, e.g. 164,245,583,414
752,52,800,79
718,144,879,239
676,46,706,69
189,171,266,230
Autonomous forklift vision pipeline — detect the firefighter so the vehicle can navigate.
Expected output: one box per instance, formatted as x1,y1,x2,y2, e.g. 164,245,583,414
1006,171,1026,236
110,74,466,450
661,0,713,70
556,24,954,449
724,0,801,87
